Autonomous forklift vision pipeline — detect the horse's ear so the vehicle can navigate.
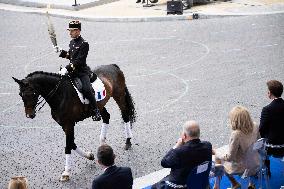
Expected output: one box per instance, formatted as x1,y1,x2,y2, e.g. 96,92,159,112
12,77,23,85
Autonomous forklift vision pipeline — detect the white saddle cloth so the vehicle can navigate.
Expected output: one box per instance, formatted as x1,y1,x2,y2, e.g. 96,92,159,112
73,78,106,104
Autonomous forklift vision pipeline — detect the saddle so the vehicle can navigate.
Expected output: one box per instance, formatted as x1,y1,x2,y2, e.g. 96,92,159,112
71,76,106,104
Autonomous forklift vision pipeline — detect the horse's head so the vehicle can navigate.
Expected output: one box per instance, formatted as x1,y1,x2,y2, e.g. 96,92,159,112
13,77,39,119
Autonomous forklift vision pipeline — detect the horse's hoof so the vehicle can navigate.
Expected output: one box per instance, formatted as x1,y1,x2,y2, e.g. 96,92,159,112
86,152,94,160
124,142,132,150
59,175,70,182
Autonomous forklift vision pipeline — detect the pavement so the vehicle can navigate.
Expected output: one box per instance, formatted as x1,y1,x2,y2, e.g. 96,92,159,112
0,0,284,22
1,0,284,188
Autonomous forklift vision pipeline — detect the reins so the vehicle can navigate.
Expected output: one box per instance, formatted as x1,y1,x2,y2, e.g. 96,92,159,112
35,76,64,112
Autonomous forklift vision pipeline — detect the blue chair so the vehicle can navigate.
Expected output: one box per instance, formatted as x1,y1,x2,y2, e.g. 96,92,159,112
187,161,212,189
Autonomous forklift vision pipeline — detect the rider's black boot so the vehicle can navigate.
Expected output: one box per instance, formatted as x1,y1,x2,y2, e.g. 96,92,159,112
92,107,101,121
87,92,101,121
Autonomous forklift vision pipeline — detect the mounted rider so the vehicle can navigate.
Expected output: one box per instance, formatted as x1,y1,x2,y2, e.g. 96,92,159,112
54,20,101,121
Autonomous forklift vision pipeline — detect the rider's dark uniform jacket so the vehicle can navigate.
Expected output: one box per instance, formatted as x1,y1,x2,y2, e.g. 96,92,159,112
59,35,91,77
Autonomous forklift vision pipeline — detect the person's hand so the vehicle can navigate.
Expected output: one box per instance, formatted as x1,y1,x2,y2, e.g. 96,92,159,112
53,46,62,53
58,67,68,76
173,137,184,149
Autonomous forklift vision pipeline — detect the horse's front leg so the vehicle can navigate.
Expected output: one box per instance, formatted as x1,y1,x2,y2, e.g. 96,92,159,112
60,124,94,182
60,124,75,182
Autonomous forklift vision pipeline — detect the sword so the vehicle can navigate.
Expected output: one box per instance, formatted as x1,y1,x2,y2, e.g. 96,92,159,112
46,5,57,47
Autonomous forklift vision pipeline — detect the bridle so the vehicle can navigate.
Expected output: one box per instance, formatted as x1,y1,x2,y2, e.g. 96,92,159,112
34,77,64,112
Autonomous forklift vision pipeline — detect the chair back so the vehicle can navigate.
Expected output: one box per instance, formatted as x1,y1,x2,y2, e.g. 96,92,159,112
253,138,267,153
186,161,211,189
240,138,266,178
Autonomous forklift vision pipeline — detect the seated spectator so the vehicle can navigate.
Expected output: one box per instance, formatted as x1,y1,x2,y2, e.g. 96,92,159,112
151,120,212,189
213,106,260,189
8,176,28,189
92,144,133,189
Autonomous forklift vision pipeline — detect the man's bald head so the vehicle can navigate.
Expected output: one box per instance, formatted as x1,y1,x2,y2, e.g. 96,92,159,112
183,120,200,138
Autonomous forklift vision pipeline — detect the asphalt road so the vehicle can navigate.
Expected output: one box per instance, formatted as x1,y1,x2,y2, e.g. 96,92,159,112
0,10,284,188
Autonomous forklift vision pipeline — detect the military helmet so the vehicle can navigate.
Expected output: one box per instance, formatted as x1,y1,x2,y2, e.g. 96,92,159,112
68,20,81,31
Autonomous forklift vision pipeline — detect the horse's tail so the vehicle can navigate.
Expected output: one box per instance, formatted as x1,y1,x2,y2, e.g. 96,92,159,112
125,87,136,124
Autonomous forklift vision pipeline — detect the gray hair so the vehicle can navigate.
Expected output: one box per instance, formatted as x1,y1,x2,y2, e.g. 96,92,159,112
183,120,200,138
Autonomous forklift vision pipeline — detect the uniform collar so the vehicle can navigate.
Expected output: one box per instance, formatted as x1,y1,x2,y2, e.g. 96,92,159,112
74,35,82,42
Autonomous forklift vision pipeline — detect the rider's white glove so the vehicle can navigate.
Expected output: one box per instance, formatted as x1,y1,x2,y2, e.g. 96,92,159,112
59,67,68,76
53,46,62,53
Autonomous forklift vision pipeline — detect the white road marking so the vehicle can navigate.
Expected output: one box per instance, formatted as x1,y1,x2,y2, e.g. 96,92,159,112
0,92,16,95
131,40,210,78
223,48,242,52
0,81,16,87
147,72,189,114
127,84,137,87
24,51,53,74
96,37,175,44
1,100,22,113
13,45,27,48
171,40,210,72
224,43,278,53
0,124,61,129
257,44,278,48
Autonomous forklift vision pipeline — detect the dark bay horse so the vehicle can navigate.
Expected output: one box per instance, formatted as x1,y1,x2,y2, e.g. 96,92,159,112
12,64,136,181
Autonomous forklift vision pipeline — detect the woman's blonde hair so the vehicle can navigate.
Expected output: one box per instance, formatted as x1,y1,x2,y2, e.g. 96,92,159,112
8,176,28,189
229,106,253,134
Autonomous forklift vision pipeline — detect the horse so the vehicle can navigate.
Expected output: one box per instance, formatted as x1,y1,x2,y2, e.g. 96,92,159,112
12,64,136,181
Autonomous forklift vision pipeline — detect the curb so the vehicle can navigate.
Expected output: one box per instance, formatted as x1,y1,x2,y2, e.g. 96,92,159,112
0,0,120,10
1,3,284,22
49,13,198,22
133,168,170,189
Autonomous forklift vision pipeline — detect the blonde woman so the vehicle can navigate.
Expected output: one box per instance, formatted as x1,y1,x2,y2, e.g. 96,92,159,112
213,106,260,189
8,176,28,189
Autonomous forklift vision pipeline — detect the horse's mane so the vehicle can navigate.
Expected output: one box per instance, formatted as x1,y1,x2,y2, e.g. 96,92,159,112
26,71,61,79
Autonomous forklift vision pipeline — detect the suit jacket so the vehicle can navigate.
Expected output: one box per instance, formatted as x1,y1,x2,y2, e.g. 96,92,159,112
92,165,133,189
259,98,284,145
161,139,212,185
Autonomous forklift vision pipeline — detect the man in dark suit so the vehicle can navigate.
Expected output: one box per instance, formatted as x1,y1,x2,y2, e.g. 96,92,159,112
151,120,212,189
259,80,284,176
92,144,133,189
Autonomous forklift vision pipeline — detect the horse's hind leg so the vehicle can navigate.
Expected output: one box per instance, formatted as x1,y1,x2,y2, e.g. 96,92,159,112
113,95,133,150
73,147,94,160
100,107,110,144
